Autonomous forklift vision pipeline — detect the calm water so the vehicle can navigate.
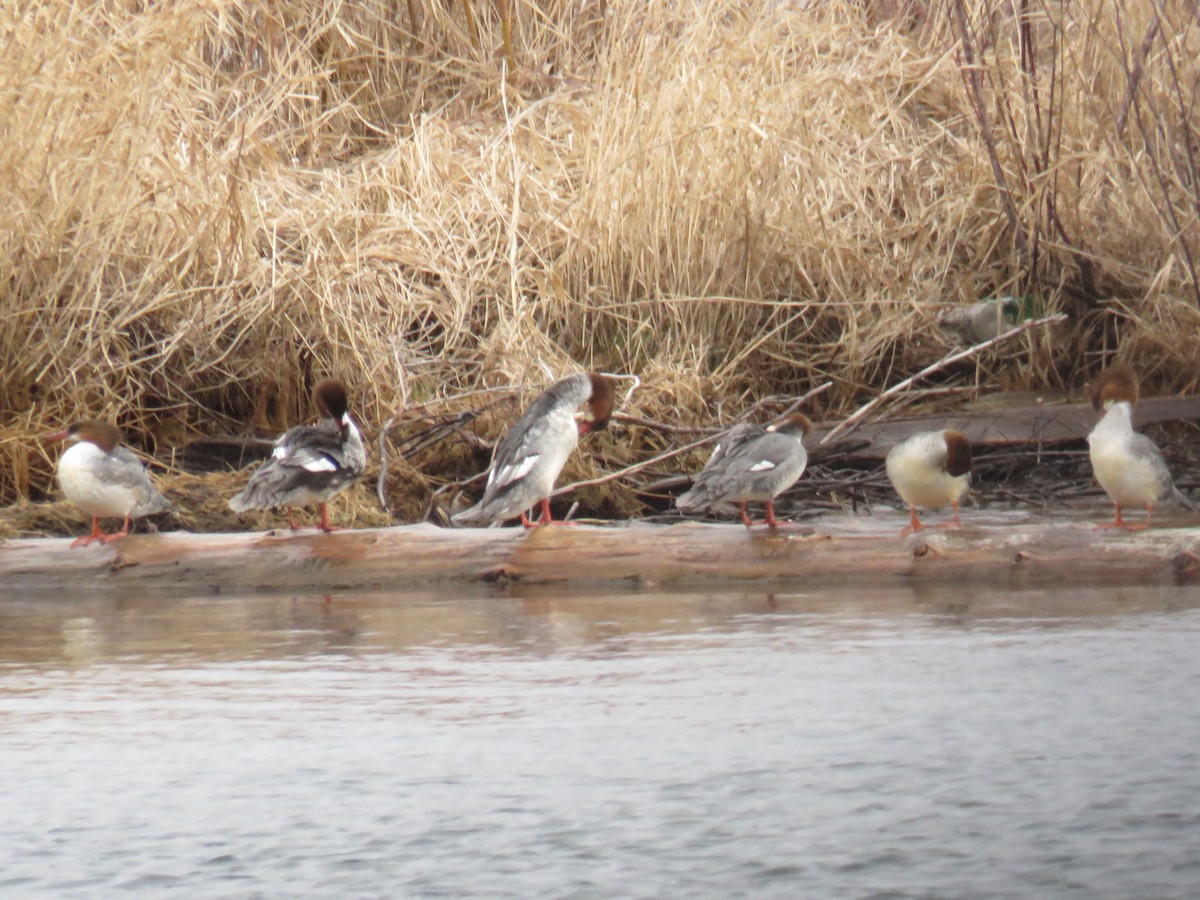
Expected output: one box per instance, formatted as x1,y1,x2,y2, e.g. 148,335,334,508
2,584,1200,898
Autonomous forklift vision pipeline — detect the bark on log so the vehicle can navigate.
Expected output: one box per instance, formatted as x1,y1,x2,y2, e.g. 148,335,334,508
3,519,1199,599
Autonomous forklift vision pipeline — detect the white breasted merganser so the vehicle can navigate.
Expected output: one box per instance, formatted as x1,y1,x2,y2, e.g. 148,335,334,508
1087,364,1194,530
453,372,616,528
885,430,971,535
47,420,171,547
676,413,811,528
228,378,366,532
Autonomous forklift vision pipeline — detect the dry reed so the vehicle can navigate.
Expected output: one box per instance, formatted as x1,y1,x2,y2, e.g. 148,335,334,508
2,0,1198,528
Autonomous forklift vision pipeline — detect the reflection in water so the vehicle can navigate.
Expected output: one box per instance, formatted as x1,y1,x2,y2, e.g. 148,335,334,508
5,582,1198,668
2,584,1200,897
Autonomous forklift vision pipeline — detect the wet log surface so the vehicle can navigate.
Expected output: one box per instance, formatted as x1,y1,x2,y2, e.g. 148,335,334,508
4,514,1200,599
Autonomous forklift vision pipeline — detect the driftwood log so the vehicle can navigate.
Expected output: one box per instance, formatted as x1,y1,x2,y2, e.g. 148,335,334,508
809,395,1200,463
3,518,1200,599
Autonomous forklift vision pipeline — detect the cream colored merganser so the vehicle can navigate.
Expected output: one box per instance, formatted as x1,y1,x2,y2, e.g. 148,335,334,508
1087,364,1194,530
228,378,366,532
453,372,616,528
676,413,811,528
885,430,971,536
47,420,171,548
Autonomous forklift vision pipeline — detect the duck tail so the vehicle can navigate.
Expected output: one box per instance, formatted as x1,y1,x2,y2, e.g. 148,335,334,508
138,490,174,517
450,500,496,527
1172,486,1200,513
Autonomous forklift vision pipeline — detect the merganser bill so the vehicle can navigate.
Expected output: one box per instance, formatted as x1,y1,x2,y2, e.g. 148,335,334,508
676,413,811,528
1087,364,1194,529
885,430,971,535
47,420,171,547
228,378,366,532
453,372,616,527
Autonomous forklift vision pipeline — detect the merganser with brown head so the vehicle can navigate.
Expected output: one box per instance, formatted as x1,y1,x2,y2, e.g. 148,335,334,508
47,420,171,547
1087,364,1194,529
229,378,366,532
677,413,811,528
453,372,616,527
885,430,971,536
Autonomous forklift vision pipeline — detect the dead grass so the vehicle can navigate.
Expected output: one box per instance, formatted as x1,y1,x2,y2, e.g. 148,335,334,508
3,0,1199,529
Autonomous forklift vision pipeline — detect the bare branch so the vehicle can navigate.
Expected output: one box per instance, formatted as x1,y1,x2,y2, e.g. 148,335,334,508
952,0,1028,258
1115,11,1162,136
818,313,1067,447
554,385,832,497
551,431,722,498
778,381,834,417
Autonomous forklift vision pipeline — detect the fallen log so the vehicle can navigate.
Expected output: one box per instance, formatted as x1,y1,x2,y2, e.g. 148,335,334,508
809,395,1200,463
3,516,1199,599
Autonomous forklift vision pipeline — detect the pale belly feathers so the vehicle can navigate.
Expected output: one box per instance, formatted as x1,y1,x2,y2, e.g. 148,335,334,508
57,442,144,518
885,450,968,511
1090,443,1162,507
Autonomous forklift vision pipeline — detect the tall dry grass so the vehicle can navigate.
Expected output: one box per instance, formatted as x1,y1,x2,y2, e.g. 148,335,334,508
2,0,1198,507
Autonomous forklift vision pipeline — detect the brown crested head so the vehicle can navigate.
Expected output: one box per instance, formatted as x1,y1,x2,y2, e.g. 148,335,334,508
1090,364,1139,411
943,430,971,477
580,373,616,434
49,420,123,453
767,413,813,437
313,379,351,422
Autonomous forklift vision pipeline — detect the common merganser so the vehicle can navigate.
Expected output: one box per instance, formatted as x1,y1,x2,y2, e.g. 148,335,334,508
1087,364,1194,530
885,430,971,535
228,378,366,532
676,413,811,528
453,372,616,527
47,420,171,547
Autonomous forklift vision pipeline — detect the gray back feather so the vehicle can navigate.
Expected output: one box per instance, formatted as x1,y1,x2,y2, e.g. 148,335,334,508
677,424,765,511
97,447,171,516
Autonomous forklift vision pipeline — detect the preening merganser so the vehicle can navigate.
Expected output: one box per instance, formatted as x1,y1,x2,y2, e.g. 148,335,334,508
676,413,811,528
228,378,366,532
1087,364,1194,529
47,420,171,547
885,430,971,535
453,372,616,527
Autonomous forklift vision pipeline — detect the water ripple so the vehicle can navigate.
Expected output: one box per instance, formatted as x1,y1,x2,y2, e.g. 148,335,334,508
2,585,1200,897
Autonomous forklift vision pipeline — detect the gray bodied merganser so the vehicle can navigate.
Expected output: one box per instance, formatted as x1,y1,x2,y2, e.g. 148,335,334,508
676,413,811,528
885,430,971,535
47,420,171,547
453,372,616,528
228,378,366,532
1087,364,1195,530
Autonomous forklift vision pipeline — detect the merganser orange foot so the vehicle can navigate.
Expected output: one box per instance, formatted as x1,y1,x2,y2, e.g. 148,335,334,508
677,414,811,529
228,379,367,533
452,372,616,528
46,421,171,547
519,498,556,528
1087,364,1196,530
884,430,971,537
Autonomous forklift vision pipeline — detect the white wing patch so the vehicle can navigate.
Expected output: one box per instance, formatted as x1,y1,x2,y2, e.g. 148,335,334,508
748,460,776,472
302,457,338,473
490,454,539,489
285,446,338,473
